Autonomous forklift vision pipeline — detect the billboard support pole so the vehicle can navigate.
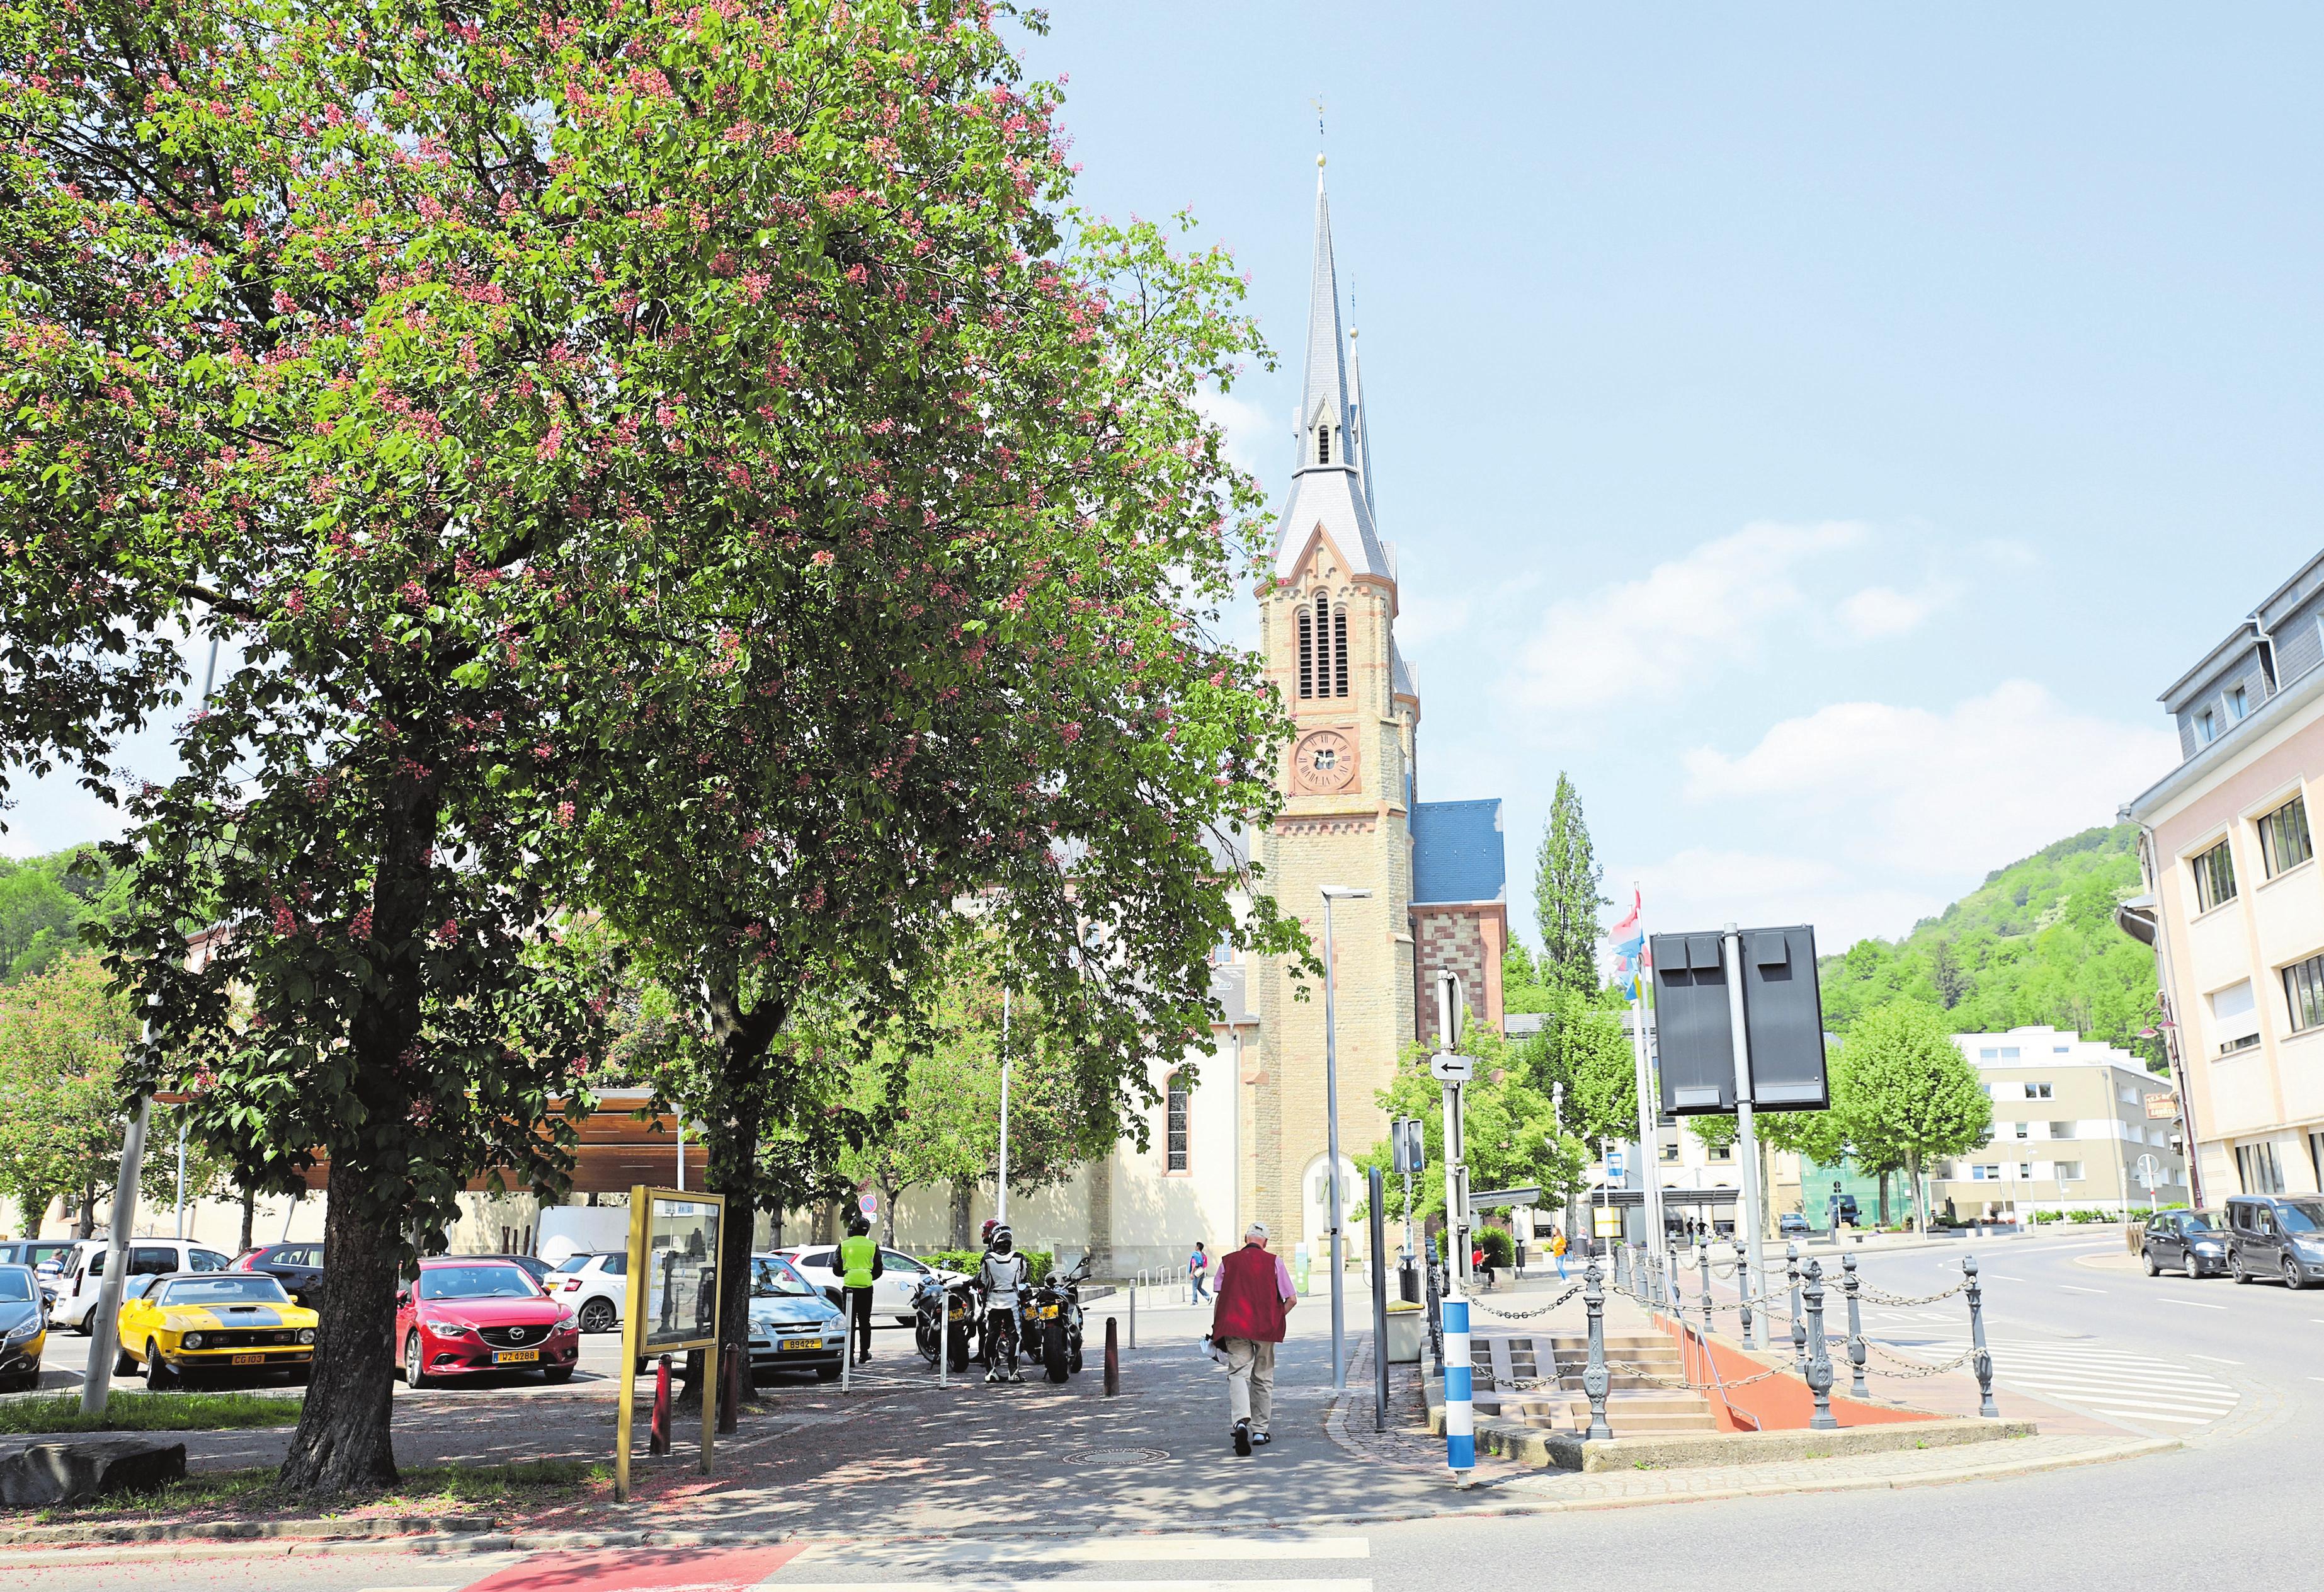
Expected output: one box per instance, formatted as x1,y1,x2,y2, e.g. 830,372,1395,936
1722,925,1765,1346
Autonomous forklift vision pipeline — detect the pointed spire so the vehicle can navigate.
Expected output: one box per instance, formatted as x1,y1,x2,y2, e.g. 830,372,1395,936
1296,153,1353,474
1348,323,1376,515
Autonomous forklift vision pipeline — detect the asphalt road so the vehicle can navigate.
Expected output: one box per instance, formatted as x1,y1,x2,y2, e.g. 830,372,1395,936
6,1230,2314,1592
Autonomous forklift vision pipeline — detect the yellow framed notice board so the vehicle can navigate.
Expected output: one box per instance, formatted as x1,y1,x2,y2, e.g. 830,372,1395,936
615,1186,726,1502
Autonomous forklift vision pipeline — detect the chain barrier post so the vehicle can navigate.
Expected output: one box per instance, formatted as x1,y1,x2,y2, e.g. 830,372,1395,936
1425,1236,1443,1362
1581,1255,1612,1440
1842,1251,1869,1400
1964,1254,1998,1417
1803,1258,1837,1430
1786,1240,1806,1378
1734,1238,1757,1349
1698,1240,1712,1323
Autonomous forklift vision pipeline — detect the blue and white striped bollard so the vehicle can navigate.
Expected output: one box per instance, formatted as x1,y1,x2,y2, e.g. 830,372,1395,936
1442,1288,1474,1480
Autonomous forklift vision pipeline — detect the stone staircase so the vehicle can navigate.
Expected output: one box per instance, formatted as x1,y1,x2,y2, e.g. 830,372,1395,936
1466,1331,1721,1436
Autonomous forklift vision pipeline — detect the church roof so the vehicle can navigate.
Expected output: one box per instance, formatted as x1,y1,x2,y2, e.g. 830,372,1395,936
1411,799,1507,906
1273,161,1392,583
1391,640,1416,700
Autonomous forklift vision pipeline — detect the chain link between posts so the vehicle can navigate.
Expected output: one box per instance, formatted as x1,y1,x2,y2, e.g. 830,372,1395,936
1466,1282,1585,1322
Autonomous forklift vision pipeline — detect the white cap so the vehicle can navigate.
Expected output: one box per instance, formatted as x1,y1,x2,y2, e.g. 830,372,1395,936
1246,1220,1269,1240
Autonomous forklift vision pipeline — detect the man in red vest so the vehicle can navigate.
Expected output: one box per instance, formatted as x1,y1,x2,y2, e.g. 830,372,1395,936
1209,1220,1296,1455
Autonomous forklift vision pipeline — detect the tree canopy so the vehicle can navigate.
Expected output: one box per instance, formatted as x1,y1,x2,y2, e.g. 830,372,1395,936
1532,773,1609,995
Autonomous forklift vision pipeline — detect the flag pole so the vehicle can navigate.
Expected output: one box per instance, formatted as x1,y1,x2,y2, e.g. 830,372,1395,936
1621,887,1665,1304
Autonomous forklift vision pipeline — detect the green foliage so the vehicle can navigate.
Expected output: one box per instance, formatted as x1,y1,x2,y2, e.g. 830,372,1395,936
0,953,139,1233
1474,1226,1513,1268
0,848,127,985
1533,774,1610,994
918,1248,1054,1286
1837,1002,1993,1232
1820,825,2161,1067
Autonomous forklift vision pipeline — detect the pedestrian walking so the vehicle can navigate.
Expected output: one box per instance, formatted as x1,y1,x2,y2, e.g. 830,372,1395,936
1189,1240,1211,1301
978,1222,1028,1383
1552,1223,1568,1281
840,1213,884,1365
1210,1220,1295,1455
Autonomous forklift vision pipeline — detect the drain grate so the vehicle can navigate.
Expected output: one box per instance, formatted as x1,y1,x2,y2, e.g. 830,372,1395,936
1061,1445,1170,1463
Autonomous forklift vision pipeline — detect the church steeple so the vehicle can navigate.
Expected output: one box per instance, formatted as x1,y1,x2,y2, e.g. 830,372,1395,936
1270,155,1391,584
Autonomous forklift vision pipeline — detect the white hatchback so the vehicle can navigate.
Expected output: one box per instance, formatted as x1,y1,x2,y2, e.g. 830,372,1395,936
772,1244,963,1324
45,1239,237,1331
543,1251,629,1333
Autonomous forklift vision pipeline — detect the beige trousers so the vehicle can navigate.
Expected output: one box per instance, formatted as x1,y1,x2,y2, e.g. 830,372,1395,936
1222,1337,1276,1433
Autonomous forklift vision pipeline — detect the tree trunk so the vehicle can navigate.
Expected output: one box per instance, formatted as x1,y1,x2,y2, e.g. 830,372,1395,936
1907,1150,1925,1236
1876,1171,1890,1227
880,1183,901,1246
277,1177,401,1492
76,1182,96,1240
238,1184,257,1254
949,1179,972,1250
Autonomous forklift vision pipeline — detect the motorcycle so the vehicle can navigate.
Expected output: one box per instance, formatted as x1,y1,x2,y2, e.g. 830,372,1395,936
913,1273,980,1374
1017,1254,1091,1383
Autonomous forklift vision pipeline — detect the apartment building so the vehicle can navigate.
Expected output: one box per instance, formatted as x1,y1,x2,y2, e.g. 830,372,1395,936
1927,1028,2183,1219
2122,548,2324,1205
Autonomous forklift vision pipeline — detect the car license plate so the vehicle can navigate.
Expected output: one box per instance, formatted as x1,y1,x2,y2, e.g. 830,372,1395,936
780,1337,823,1352
493,1349,540,1365
231,1353,265,1366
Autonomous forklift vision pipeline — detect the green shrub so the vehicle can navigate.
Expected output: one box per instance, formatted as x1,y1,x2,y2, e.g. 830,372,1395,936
2031,1210,2065,1224
918,1248,1054,1285
2066,1208,2112,1223
1477,1227,1514,1268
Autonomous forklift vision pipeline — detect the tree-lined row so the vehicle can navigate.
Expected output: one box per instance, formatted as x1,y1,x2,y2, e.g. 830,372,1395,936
3,0,1303,1494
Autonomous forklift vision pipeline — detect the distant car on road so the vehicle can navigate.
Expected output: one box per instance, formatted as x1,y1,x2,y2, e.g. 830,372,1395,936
1778,1213,1812,1237
231,1243,325,1305
2141,1208,2228,1276
2226,1194,2324,1289
0,1264,47,1392
545,1251,629,1334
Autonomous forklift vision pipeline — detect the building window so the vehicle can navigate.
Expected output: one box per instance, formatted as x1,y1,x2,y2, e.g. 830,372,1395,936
2053,1160,2084,1182
1331,607,1349,697
1296,604,1314,699
2230,685,2250,721
1979,1048,1998,1060
2028,1082,2054,1101
1660,1141,1680,1162
2258,794,2313,878
2236,1140,2286,1194
2048,1121,2076,1141
2011,1121,2029,1139
2309,1131,2323,1188
2000,1046,2020,1059
2055,1045,2070,1053
2190,839,2238,912
2197,709,2218,745
1165,1076,1190,1172
2283,951,2324,1034
1317,426,1331,465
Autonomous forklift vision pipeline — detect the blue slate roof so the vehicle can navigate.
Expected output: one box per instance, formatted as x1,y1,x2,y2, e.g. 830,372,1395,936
1411,799,1506,905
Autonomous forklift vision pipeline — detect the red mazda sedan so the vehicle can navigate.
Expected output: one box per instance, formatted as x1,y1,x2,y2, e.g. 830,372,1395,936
396,1258,581,1388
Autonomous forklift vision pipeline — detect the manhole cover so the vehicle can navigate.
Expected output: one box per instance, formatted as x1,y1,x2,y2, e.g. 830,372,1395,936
1061,1446,1170,1464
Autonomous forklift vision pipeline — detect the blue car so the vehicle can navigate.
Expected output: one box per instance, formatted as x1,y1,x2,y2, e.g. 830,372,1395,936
0,1264,47,1392
747,1254,845,1382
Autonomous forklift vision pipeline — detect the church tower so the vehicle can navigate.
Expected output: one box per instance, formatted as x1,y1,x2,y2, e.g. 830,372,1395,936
1246,157,1423,1254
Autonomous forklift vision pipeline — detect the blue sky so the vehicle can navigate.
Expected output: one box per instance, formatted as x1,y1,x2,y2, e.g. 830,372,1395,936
13,6,2324,957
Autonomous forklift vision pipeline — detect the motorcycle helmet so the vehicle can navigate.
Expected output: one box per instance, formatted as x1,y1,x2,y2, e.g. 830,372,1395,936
981,1217,999,1246
847,1212,870,1237
989,1223,1015,1256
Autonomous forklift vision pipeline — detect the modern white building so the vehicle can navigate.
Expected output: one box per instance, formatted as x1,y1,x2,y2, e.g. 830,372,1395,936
1929,1026,2184,1220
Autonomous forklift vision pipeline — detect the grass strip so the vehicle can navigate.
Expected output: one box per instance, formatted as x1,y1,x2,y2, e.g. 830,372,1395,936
34,1457,610,1524
0,1392,302,1435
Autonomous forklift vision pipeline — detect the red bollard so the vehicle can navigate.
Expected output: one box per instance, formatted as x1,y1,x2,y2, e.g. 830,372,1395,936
719,1342,743,1434
1103,1316,1120,1397
649,1354,673,1455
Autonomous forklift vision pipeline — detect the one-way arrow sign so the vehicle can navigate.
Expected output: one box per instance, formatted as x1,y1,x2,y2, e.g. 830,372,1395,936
1430,1052,1472,1082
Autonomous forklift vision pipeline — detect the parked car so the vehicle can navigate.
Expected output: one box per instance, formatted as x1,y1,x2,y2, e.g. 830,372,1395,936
2142,1208,2228,1276
396,1257,580,1387
545,1251,629,1334
2226,1194,2324,1289
450,1252,555,1287
0,1264,47,1392
746,1254,844,1382
1778,1213,1812,1237
0,1240,77,1280
115,1271,316,1389
231,1243,326,1305
773,1244,962,1325
44,1239,235,1331
1835,1194,1861,1227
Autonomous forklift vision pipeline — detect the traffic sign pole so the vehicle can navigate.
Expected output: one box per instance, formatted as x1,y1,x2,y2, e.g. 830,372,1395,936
1722,925,1765,1347
1433,970,1474,1484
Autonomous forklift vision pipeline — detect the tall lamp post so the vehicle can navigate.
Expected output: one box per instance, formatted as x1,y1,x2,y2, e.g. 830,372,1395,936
1319,884,1371,1394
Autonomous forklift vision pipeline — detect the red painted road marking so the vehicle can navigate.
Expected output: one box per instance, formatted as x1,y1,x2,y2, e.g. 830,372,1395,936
456,1544,806,1592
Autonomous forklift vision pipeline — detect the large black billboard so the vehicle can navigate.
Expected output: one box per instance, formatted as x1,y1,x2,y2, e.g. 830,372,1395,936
1649,925,1828,1115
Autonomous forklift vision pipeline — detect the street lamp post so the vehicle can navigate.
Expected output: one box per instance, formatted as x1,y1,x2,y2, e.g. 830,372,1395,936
1319,884,1371,1394
998,989,1011,1223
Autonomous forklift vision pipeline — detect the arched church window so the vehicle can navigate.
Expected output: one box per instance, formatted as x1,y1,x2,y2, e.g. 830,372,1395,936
1312,593,1333,700
1296,604,1314,699
1333,607,1350,697
1317,426,1330,466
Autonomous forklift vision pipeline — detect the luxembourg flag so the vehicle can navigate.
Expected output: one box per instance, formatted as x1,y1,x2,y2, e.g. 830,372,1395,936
1614,942,1651,1001
1608,886,1643,960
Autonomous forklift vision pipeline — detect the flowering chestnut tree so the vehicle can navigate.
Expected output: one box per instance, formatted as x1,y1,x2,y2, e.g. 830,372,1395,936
3,0,1301,1491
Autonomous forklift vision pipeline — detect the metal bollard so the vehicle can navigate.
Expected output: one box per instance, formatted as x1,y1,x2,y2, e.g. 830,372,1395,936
649,1354,673,1455
1964,1254,1998,1417
1128,1279,1136,1350
1803,1259,1837,1430
1736,1240,1757,1349
1698,1242,1713,1323
1581,1256,1613,1440
1842,1251,1869,1400
1103,1315,1120,1397
1787,1240,1806,1378
717,1342,743,1435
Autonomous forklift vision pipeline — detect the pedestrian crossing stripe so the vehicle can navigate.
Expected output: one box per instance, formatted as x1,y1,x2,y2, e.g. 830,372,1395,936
1877,1336,2239,1426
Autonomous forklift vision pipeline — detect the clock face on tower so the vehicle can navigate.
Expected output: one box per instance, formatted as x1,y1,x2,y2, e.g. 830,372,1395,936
1292,729,1357,795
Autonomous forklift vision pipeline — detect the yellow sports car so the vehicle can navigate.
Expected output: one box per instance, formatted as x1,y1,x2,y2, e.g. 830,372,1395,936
117,1271,317,1389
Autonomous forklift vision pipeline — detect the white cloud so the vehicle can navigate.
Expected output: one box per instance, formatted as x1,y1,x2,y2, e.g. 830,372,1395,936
1396,591,1474,651
1835,580,1956,641
1191,387,1279,483
1513,520,1866,713
1680,681,2179,877
1612,847,1951,952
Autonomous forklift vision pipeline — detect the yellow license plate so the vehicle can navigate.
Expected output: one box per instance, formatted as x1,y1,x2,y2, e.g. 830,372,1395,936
231,1353,265,1366
493,1349,540,1365
779,1337,823,1352
1040,1305,1060,1317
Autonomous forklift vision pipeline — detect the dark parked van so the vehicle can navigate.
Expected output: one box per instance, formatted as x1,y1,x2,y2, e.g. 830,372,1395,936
2224,1194,2324,1289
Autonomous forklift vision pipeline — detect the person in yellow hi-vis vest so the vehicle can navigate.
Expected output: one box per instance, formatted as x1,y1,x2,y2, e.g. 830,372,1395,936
840,1215,884,1365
